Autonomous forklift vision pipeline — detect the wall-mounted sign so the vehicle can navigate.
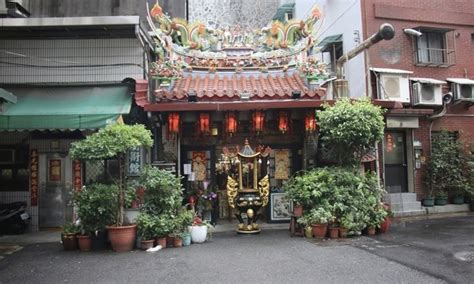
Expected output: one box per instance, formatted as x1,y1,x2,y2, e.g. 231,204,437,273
30,149,38,206
73,160,82,191
127,147,142,176
49,159,61,182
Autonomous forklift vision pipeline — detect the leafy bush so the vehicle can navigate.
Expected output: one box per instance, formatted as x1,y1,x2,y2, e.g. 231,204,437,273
69,124,153,225
73,183,118,233
426,131,470,197
288,167,385,231
298,207,333,225
139,165,183,215
62,222,80,235
136,212,156,240
317,98,385,167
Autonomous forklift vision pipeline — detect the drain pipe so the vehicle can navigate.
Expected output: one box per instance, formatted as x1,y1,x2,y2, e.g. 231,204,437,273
428,92,453,154
334,23,395,98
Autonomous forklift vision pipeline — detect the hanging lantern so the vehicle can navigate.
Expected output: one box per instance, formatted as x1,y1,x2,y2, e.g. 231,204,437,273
225,112,238,135
252,110,265,133
304,112,317,133
198,113,211,134
278,111,289,134
168,112,180,133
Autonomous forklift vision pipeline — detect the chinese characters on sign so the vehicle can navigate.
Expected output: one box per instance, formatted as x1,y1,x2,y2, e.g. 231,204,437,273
127,147,142,176
30,150,38,206
49,159,61,182
73,160,82,191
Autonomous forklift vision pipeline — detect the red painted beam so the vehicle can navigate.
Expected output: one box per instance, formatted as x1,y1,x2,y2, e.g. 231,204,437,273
144,99,335,112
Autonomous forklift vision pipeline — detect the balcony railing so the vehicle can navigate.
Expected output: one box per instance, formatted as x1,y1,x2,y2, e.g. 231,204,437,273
414,47,455,67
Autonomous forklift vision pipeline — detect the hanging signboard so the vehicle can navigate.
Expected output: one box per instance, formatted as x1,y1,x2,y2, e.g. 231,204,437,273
49,159,62,182
73,160,82,191
30,149,38,206
127,147,142,176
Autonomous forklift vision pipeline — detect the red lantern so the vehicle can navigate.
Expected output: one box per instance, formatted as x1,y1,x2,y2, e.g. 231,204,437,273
252,110,265,132
198,113,211,134
278,111,289,134
225,112,238,135
304,112,317,133
168,112,180,133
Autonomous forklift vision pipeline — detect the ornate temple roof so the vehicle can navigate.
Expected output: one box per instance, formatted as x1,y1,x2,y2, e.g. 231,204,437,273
155,73,324,101
142,2,329,111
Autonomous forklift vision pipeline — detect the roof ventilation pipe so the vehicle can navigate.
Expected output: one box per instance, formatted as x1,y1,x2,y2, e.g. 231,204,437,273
334,23,395,98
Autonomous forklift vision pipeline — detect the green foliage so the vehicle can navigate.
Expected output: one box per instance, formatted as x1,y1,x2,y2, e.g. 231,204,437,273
298,207,333,225
136,212,156,240
426,131,470,196
366,206,389,228
69,124,153,161
73,183,118,233
139,165,183,215
288,167,386,232
62,222,80,235
172,208,194,235
317,98,385,167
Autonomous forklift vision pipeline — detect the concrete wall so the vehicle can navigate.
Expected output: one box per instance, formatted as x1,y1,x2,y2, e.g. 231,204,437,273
187,0,280,28
305,0,367,97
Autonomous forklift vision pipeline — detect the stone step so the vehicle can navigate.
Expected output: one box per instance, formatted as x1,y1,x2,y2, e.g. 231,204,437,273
386,193,418,203
390,202,423,212
424,204,470,214
393,210,426,218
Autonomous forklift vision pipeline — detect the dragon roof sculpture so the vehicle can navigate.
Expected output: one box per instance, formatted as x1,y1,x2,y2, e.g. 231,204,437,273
146,2,323,73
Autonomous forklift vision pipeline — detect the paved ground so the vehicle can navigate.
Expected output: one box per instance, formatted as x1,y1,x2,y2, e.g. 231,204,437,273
0,215,472,284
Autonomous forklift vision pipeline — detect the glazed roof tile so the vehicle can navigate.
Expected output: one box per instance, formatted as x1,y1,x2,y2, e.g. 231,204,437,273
156,73,324,101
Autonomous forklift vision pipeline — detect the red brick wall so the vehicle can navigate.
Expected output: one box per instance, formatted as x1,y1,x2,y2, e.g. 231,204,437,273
362,0,474,199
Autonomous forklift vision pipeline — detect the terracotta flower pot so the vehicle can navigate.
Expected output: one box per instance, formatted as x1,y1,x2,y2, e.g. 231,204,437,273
293,205,303,217
155,237,167,248
339,227,348,238
311,224,328,239
367,226,376,236
106,224,137,253
329,227,339,239
173,237,183,247
379,218,391,234
140,239,154,251
76,234,91,252
61,233,78,251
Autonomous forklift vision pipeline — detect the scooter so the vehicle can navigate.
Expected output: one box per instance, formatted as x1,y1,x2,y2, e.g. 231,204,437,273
0,201,30,235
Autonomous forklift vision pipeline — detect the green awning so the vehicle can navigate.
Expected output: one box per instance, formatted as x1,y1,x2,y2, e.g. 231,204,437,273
318,34,343,52
0,86,132,131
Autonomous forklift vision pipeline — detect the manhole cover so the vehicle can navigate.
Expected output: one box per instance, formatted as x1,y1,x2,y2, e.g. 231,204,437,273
454,251,474,262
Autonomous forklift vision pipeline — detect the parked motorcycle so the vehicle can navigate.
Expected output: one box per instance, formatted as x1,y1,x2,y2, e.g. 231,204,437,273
0,201,30,235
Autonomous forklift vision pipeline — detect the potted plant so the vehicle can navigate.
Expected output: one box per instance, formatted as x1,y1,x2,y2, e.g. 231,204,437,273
172,208,194,248
366,205,388,236
73,183,118,250
61,222,79,251
124,183,141,224
70,124,153,252
301,207,333,239
136,212,156,251
426,131,469,207
191,216,212,243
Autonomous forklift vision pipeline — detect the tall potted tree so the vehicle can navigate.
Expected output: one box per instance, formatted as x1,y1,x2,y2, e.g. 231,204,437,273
70,124,153,252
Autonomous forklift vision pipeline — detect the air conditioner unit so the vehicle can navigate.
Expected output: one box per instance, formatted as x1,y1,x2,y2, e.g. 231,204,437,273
412,82,442,105
378,74,410,103
453,84,474,101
